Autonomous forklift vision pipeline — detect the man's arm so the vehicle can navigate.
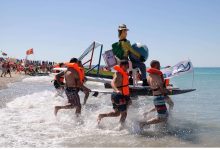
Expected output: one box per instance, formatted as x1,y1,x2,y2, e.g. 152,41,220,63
121,41,141,58
111,72,122,93
74,70,83,88
157,77,167,96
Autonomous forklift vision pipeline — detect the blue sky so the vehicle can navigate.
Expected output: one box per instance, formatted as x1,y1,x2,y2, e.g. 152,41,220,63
0,0,220,67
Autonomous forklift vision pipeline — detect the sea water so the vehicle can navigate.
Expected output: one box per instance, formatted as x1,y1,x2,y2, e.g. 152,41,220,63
0,68,220,147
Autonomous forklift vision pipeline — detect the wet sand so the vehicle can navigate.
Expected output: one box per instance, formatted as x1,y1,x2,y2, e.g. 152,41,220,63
0,72,26,90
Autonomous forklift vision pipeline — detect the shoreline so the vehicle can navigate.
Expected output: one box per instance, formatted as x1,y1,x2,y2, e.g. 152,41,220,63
0,72,26,90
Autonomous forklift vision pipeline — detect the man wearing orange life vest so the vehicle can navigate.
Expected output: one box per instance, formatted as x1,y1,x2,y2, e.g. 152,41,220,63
54,58,91,117
140,60,168,129
97,60,131,127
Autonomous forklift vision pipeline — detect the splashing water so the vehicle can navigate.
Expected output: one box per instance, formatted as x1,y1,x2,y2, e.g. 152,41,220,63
0,71,220,147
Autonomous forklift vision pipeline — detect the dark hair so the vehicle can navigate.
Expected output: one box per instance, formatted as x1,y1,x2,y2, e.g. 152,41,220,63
120,60,129,66
59,63,64,67
69,58,78,63
150,60,160,68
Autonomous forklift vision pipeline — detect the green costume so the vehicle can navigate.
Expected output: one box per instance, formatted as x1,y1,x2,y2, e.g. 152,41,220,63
112,39,141,60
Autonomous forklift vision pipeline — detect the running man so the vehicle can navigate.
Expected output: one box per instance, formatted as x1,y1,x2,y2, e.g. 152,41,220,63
140,60,168,128
97,60,131,128
54,58,91,117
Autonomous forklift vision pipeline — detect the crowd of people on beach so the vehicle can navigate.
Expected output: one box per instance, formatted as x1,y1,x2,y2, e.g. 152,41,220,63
0,58,57,77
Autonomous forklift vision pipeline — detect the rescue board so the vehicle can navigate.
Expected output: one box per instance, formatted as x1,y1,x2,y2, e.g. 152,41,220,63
92,87,196,97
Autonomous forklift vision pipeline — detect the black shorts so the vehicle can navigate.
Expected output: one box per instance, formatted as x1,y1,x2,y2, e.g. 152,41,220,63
65,87,81,107
111,92,131,112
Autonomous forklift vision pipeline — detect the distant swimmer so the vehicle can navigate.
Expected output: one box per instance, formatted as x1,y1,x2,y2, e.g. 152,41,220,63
97,60,131,128
54,58,91,117
53,63,65,97
140,60,169,129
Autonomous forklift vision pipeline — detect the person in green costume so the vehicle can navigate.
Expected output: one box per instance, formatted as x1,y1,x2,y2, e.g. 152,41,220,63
112,24,148,86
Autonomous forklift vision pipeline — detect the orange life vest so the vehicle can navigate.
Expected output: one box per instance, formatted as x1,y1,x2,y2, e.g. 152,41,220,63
147,68,163,76
147,68,165,83
79,67,85,82
113,65,130,96
66,63,84,84
164,79,170,87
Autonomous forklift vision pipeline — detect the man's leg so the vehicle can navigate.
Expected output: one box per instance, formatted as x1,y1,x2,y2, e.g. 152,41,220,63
97,111,120,124
54,104,75,116
120,111,127,124
139,117,167,129
81,87,90,105
75,105,82,117
165,96,174,111
143,107,156,118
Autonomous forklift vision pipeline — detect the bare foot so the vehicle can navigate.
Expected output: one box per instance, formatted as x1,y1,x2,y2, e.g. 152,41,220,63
97,115,102,124
54,106,60,116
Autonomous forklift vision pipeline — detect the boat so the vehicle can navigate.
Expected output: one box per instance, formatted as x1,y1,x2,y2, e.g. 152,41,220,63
53,41,196,97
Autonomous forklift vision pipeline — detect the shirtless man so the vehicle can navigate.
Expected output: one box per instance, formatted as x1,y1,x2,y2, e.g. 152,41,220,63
140,60,168,128
54,58,90,117
97,60,131,127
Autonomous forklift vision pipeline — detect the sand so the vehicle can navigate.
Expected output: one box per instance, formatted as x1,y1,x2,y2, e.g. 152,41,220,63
0,72,26,90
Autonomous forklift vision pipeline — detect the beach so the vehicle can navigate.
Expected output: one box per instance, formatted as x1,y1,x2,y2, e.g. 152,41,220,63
0,72,26,90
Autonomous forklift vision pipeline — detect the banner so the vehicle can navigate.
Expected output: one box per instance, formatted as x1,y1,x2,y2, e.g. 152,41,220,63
161,60,194,79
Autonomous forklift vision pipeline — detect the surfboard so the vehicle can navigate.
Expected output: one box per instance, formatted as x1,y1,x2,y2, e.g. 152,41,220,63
92,87,196,97
53,68,67,71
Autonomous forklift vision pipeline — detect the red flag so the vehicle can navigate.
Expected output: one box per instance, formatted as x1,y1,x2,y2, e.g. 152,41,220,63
26,48,33,55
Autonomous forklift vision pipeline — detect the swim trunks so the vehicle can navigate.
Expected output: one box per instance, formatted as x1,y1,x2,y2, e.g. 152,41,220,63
65,87,81,107
111,92,130,112
153,95,168,119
